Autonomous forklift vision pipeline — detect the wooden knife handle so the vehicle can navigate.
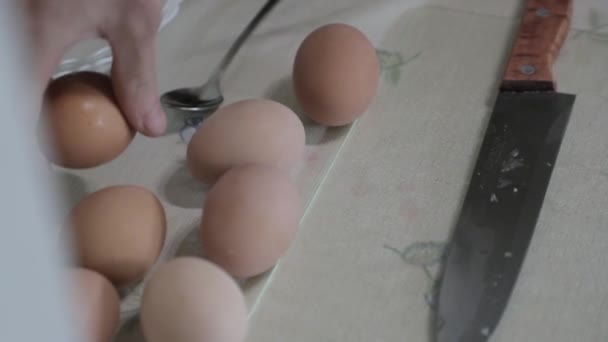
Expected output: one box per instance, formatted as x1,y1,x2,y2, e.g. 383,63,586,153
500,0,573,92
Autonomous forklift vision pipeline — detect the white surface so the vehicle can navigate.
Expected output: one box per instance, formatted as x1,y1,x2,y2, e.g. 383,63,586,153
33,0,608,341
245,4,608,340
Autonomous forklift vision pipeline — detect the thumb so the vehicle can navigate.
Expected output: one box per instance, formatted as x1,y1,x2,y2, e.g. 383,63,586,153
107,32,166,137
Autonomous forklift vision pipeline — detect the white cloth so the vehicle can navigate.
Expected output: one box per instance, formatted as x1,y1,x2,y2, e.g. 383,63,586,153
0,3,80,342
53,0,183,77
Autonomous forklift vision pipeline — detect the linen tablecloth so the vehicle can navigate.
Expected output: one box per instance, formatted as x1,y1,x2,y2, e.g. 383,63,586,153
54,0,608,341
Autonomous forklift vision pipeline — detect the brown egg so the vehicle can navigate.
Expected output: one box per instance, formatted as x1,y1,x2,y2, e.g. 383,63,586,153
293,23,380,126
68,185,167,288
186,98,305,185
40,71,135,169
200,164,301,278
71,268,120,342
140,257,248,342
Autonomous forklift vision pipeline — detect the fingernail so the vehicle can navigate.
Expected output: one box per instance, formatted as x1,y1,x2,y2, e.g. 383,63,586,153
144,112,166,136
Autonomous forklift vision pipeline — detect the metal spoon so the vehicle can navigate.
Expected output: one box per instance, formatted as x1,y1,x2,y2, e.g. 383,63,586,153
160,0,280,113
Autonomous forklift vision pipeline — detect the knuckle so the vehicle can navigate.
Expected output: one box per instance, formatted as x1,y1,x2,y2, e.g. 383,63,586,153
111,0,163,40
133,0,163,26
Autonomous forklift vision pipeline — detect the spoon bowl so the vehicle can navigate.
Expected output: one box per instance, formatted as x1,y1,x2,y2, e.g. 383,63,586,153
160,0,280,114
160,87,224,112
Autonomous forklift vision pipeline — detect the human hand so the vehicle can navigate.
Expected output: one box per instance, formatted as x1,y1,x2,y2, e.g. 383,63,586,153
26,0,167,137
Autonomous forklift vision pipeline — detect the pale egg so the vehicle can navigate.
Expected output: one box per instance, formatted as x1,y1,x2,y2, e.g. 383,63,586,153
186,98,305,184
140,257,248,342
200,164,301,278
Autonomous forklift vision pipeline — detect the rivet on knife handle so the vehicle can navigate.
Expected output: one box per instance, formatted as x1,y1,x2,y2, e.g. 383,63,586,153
500,0,573,92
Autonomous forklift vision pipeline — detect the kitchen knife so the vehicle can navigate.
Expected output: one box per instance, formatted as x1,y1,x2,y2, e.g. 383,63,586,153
435,0,575,341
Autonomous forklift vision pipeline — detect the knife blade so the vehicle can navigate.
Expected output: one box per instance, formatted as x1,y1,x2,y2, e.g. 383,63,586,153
435,1,575,341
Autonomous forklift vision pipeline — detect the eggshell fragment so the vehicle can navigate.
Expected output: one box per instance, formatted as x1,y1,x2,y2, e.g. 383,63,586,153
200,164,301,278
140,257,248,342
71,268,120,342
40,71,135,169
293,23,380,126
186,98,305,184
67,185,166,288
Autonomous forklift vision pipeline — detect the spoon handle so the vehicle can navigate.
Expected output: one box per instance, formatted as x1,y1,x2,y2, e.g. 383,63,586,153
208,0,281,82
